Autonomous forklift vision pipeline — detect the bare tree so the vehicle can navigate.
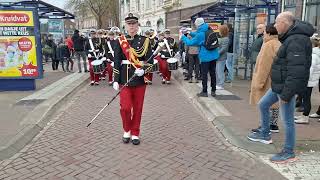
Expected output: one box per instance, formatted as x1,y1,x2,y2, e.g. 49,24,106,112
66,0,119,29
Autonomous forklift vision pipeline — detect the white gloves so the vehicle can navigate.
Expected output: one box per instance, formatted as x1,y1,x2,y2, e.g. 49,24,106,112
113,82,119,91
161,55,166,58
134,68,144,77
88,54,92,58
107,58,111,62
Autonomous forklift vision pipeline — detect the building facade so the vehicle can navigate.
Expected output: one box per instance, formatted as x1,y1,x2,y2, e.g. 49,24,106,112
282,0,320,32
119,0,166,33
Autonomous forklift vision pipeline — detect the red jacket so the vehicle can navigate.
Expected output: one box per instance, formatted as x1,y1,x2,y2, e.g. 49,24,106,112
66,37,74,50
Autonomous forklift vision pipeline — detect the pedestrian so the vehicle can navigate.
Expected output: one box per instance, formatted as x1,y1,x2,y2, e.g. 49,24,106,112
45,34,58,70
247,12,315,163
216,25,229,90
184,33,200,83
72,30,89,73
295,35,320,124
58,39,71,72
250,24,265,79
65,35,74,72
112,12,153,145
249,23,281,133
225,23,234,83
181,18,220,97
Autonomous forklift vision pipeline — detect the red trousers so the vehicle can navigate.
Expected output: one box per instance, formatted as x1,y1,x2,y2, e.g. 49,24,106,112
101,63,113,82
145,73,153,82
158,57,171,81
89,58,100,82
120,85,146,136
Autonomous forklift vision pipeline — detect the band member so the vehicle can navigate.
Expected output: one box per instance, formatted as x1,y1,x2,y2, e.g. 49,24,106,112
86,30,103,85
112,13,153,145
158,29,178,84
144,30,154,84
102,30,117,85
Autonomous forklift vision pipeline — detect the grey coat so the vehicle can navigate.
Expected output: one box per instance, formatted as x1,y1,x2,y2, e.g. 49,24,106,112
250,34,263,64
218,37,229,61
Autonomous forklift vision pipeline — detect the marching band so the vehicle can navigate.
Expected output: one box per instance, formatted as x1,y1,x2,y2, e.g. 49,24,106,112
86,13,180,145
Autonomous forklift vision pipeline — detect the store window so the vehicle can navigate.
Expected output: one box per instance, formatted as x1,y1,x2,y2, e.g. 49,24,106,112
305,0,320,32
284,0,296,15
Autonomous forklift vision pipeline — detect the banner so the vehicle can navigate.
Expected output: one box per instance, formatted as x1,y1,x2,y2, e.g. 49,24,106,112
0,9,40,78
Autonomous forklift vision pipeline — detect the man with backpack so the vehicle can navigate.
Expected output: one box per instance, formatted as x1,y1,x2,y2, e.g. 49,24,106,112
181,18,220,97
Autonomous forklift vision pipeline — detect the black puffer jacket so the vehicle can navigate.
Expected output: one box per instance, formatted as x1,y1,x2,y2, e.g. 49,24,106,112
271,20,315,101
72,33,86,51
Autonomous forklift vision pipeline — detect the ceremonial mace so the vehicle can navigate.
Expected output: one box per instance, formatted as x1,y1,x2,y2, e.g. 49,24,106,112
87,42,165,127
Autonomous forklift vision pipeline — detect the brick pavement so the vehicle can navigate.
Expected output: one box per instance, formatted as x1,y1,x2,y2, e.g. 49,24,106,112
0,76,285,180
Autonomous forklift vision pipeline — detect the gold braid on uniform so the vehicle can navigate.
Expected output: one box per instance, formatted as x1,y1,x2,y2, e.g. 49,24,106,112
128,38,150,69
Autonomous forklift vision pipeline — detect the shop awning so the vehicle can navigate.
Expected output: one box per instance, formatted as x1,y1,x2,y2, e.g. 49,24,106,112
0,0,75,19
191,0,278,21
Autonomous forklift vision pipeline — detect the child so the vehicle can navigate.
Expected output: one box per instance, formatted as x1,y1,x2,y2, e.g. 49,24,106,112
295,35,320,124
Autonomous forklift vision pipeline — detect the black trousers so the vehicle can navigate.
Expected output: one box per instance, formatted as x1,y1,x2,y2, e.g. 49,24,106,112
200,60,216,93
52,59,59,70
302,87,313,116
188,54,200,79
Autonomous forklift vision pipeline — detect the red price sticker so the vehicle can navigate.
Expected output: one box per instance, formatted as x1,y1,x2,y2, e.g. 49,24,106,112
19,63,38,77
18,37,32,51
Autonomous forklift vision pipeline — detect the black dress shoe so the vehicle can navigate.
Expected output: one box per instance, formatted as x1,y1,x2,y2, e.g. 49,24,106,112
197,92,208,97
122,137,130,144
184,77,190,81
211,91,216,97
132,139,140,145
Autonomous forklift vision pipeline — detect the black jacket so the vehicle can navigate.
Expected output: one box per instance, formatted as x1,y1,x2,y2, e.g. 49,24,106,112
72,33,86,51
56,44,70,61
227,32,234,53
271,20,315,101
113,34,153,86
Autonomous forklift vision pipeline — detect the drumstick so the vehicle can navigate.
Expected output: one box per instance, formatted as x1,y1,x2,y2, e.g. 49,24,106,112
87,43,165,127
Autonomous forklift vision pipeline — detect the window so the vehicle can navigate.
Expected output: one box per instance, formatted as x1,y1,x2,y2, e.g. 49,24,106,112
146,21,151,27
136,0,140,11
146,0,151,9
305,0,320,32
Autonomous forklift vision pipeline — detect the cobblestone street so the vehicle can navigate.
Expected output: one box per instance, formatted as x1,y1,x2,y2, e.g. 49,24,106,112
0,77,285,180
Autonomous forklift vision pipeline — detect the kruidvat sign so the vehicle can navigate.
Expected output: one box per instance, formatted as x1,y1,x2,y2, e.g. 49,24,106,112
0,10,41,79
0,13,30,23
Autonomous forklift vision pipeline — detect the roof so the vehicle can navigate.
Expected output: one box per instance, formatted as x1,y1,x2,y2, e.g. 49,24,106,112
0,0,75,19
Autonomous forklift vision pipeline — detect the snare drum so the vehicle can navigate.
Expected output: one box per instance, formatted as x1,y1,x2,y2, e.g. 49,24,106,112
91,60,105,74
101,57,108,67
151,59,159,72
167,58,178,71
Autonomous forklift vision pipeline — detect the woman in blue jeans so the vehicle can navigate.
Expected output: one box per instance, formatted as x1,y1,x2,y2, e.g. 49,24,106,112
216,25,229,90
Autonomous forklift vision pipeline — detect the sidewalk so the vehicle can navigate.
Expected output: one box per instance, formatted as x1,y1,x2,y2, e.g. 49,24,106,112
173,69,320,153
0,63,89,160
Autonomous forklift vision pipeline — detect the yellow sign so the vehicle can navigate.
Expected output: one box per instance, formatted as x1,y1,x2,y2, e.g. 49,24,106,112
0,10,39,78
208,22,221,33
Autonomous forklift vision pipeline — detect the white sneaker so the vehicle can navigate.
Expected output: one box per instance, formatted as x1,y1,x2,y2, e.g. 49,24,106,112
90,81,94,85
101,77,106,80
166,81,171,84
309,113,320,118
294,116,309,124
123,131,131,138
216,86,224,90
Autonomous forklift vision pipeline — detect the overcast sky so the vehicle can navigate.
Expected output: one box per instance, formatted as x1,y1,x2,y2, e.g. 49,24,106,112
44,0,68,10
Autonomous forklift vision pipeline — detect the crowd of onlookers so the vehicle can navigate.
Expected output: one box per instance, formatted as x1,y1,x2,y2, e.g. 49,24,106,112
180,12,320,164
41,30,90,73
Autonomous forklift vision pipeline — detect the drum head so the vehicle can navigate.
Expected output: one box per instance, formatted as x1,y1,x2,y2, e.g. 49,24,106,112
167,58,178,63
91,60,103,65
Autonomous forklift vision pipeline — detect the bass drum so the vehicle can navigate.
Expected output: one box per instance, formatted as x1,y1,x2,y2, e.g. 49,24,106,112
167,58,178,71
91,60,105,74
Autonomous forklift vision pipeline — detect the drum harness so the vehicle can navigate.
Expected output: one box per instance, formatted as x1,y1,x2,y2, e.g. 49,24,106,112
87,40,165,127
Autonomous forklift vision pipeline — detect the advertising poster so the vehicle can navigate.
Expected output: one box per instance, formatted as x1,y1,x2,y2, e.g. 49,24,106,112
0,9,41,78
208,22,221,33
48,20,64,44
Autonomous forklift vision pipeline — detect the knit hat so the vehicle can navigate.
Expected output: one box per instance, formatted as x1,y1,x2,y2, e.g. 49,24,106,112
194,18,205,27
